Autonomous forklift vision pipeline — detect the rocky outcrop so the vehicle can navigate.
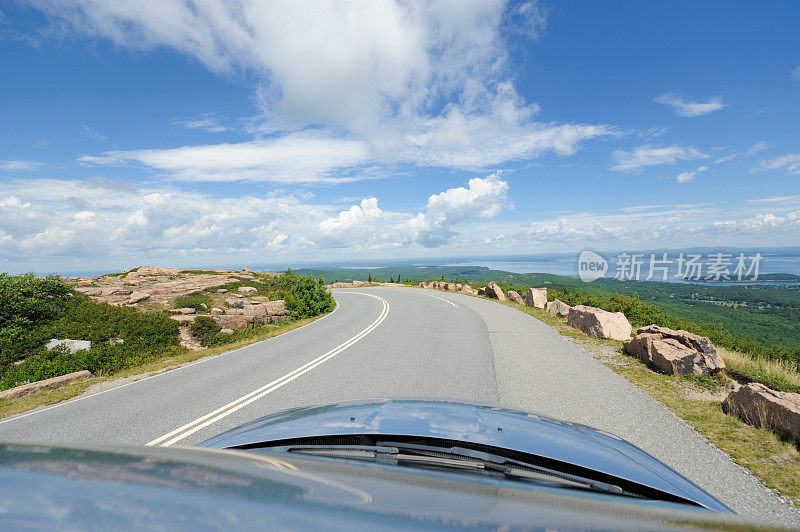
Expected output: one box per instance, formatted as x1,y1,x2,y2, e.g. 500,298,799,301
507,290,525,305
624,325,724,376
238,286,258,293
524,288,547,309
545,299,570,317
0,370,93,400
70,267,270,308
128,291,150,304
485,281,505,301
567,305,631,341
125,266,183,279
45,339,91,354
724,383,800,443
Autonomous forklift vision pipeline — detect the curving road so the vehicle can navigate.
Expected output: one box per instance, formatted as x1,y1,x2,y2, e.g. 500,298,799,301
0,287,797,526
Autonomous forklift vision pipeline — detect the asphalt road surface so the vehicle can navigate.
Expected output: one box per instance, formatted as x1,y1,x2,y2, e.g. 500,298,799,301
1,287,798,526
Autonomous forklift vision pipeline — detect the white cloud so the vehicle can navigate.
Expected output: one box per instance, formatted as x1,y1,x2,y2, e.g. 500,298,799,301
676,165,707,183
714,141,773,164
505,0,548,41
746,141,771,156
0,160,41,171
654,93,726,117
173,114,227,133
81,123,107,142
611,144,707,172
792,65,800,82
33,0,610,176
80,132,372,183
399,173,509,246
317,173,510,248
752,153,800,175
714,211,800,232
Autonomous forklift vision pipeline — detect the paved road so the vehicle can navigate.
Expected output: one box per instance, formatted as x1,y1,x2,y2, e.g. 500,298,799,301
1,287,797,526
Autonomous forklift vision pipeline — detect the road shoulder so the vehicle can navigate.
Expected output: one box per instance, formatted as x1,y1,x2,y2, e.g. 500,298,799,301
437,291,800,528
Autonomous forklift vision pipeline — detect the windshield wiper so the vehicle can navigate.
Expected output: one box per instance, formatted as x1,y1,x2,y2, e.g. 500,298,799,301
276,441,630,498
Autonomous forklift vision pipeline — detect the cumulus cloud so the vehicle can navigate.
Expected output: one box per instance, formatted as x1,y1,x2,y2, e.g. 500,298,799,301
317,173,510,248
676,165,707,183
0,174,509,262
654,93,726,117
400,173,509,246
611,145,707,172
752,153,800,175
0,178,324,260
32,0,610,179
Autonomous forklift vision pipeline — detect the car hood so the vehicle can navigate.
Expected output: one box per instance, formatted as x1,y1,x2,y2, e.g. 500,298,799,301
199,398,730,512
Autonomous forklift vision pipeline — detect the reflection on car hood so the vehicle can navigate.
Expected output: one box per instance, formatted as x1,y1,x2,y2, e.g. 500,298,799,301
199,398,729,512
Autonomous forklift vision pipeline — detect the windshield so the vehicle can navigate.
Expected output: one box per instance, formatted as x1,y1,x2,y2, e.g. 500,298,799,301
0,2,798,529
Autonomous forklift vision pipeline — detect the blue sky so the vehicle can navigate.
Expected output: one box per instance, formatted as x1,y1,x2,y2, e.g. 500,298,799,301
1,1,799,273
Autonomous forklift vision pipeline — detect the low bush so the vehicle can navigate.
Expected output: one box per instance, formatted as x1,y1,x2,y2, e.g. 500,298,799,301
190,316,222,346
285,273,335,319
173,293,213,311
0,275,180,390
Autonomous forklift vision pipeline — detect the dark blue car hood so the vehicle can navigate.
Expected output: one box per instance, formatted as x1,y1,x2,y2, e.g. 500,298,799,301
199,398,729,512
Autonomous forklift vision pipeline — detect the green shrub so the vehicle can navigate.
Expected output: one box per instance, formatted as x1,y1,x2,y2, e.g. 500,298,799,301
285,274,335,319
173,293,213,311
190,316,221,338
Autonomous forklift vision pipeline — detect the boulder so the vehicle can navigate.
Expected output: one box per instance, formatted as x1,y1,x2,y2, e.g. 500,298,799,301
76,279,93,287
214,314,255,331
217,288,228,293
567,305,631,341
418,282,427,288
128,291,150,304
545,299,570,317
210,307,224,315
477,287,486,296
485,281,506,301
238,286,258,293
624,325,724,376
723,383,800,443
265,300,289,316
170,307,196,315
0,370,93,400
444,283,456,292
45,339,91,354
111,289,132,296
524,287,547,309
220,328,235,335
461,284,474,295
456,284,462,291
507,290,525,305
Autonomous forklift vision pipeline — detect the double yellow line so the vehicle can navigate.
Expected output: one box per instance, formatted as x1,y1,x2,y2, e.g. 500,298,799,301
146,292,389,447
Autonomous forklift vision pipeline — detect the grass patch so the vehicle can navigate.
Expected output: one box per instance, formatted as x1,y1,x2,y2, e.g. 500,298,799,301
720,346,800,394
609,355,800,507
0,314,324,419
173,293,214,311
